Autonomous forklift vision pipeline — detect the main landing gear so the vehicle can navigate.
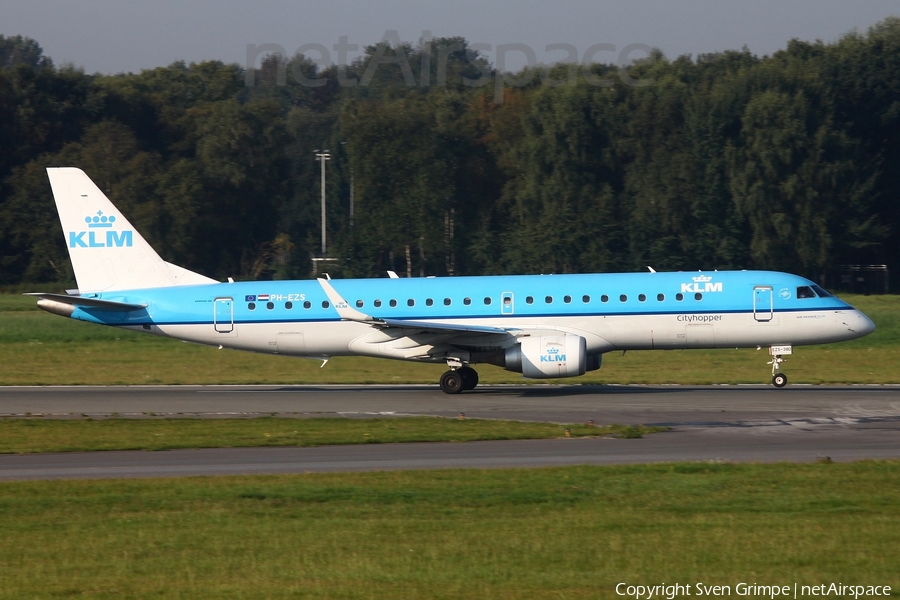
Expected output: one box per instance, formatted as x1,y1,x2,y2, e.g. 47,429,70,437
439,365,479,394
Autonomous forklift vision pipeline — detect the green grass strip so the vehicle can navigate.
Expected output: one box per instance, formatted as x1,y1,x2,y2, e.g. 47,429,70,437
0,462,898,598
0,417,660,454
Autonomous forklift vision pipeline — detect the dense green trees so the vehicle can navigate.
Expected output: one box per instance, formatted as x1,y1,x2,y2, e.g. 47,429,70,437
0,25,898,289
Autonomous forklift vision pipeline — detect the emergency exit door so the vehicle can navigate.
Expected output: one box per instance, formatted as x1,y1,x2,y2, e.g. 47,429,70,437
214,297,234,333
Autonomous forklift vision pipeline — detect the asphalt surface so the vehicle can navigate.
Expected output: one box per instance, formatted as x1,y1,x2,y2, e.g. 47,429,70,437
1,384,899,480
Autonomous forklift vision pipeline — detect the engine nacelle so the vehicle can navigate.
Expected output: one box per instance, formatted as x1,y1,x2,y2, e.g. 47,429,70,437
504,334,588,379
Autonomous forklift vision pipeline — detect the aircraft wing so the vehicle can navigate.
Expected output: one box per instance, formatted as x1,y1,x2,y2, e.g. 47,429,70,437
379,318,510,335
23,293,147,312
317,278,511,336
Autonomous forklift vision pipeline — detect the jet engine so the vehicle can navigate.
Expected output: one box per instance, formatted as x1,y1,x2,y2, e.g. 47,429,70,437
501,334,592,379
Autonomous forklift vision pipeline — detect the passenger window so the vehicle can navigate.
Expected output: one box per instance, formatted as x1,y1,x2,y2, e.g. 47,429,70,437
267,302,274,310
407,299,415,307
443,298,451,306
356,300,364,308
582,295,590,303
545,296,553,304
797,286,816,299
638,294,646,302
694,293,702,301
619,294,627,302
526,296,534,304
503,297,512,305
657,294,664,301
285,301,293,309
426,298,434,306
322,301,330,309
564,295,572,303
484,297,492,305
248,302,256,310
464,297,471,306
303,301,311,309
374,299,382,308
675,293,683,302
389,299,398,307
601,295,609,303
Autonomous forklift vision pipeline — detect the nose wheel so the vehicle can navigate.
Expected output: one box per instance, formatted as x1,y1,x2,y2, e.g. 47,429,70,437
768,354,787,388
439,366,479,394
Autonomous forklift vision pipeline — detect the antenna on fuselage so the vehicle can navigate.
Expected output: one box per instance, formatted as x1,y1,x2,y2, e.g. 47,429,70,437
387,271,399,279
647,266,657,273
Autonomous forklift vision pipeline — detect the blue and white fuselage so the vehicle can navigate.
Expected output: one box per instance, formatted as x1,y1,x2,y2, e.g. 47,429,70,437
30,168,875,393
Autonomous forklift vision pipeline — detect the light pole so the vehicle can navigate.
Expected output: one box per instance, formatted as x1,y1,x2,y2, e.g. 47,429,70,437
314,149,330,255
340,140,354,229
349,165,354,228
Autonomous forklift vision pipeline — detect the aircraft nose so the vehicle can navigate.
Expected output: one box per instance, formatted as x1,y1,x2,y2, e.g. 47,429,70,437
855,310,876,337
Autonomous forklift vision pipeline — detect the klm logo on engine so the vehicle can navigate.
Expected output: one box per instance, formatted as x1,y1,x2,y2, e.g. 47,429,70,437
540,346,566,363
68,211,133,248
681,275,722,293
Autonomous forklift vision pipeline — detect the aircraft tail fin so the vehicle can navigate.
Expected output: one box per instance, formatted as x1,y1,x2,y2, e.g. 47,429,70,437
46,167,217,292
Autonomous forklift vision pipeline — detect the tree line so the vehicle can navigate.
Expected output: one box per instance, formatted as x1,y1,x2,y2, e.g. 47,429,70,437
1,21,898,290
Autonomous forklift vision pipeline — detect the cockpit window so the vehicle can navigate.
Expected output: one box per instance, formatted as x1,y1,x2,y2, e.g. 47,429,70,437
811,284,833,298
796,286,817,299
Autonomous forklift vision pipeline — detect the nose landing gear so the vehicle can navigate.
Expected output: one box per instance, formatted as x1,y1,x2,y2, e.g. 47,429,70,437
766,345,792,388
439,365,479,394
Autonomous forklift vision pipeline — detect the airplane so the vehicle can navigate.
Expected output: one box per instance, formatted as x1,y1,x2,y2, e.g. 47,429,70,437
27,167,875,393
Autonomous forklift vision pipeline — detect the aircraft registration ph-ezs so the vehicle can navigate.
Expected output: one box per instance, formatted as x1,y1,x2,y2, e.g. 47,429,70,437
28,168,875,393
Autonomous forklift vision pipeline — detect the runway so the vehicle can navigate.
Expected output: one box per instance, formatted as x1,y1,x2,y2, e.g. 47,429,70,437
1,385,899,480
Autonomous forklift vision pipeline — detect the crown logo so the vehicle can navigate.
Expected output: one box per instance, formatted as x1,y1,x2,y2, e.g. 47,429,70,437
547,346,560,354
692,275,712,283
84,210,116,228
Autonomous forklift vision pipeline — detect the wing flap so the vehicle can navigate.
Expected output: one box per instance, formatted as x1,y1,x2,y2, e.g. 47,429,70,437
379,318,510,335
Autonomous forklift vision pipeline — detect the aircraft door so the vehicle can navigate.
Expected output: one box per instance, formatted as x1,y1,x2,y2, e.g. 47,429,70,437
214,297,234,333
501,292,514,315
753,286,773,322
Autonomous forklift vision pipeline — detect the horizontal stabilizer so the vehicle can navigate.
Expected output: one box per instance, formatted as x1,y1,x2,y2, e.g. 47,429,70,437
23,293,147,312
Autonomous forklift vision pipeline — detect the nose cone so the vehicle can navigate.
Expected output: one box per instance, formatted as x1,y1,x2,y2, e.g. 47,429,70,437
854,310,876,337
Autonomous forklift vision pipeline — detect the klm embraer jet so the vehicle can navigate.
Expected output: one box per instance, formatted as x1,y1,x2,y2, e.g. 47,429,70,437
28,168,875,393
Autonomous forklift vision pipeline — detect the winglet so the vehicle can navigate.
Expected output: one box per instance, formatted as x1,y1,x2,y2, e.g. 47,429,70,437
317,278,376,322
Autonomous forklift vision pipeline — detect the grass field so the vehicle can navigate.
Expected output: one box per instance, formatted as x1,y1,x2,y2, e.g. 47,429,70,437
0,417,659,454
0,462,897,599
1,292,897,385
